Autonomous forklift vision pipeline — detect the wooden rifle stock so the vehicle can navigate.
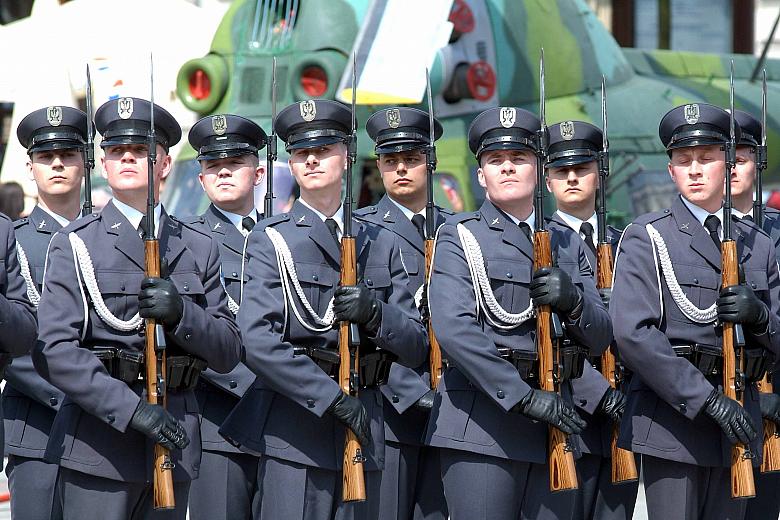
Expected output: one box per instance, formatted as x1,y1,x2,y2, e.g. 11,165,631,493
534,231,578,491
425,239,442,389
596,243,638,484
338,236,366,502
143,240,175,509
757,373,780,473
722,240,756,498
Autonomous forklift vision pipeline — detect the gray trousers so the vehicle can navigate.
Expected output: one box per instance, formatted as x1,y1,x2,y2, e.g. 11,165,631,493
6,455,61,520
57,467,190,520
643,455,747,520
439,448,575,520
744,470,780,520
573,452,639,520
256,455,381,520
377,441,447,520
188,449,260,520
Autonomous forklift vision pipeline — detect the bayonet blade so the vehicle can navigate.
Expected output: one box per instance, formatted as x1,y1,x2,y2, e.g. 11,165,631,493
762,69,768,148
601,75,609,154
729,60,736,144
351,52,357,136
539,48,546,128
271,57,278,133
426,68,435,147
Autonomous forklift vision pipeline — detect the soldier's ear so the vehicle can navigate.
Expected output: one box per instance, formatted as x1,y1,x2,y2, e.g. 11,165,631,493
26,159,34,181
254,164,265,186
477,168,487,188
100,155,108,179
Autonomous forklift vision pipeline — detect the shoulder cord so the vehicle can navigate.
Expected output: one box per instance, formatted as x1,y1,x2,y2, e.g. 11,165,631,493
221,231,252,316
68,233,143,332
645,223,716,323
265,227,335,333
456,223,535,330
16,244,40,307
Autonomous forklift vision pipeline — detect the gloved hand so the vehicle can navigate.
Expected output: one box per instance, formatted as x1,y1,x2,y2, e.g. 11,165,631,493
511,389,586,435
702,389,757,445
418,283,430,323
129,400,189,450
413,389,436,412
139,277,184,328
598,287,612,308
327,392,371,447
717,284,769,333
334,285,382,334
760,392,780,426
598,387,626,423
530,267,583,317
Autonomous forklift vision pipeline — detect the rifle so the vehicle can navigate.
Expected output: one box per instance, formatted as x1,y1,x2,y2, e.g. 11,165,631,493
754,69,780,474
264,57,278,218
424,69,442,390
83,64,94,217
596,76,638,484
143,54,176,510
339,52,366,503
723,61,756,499
535,49,578,492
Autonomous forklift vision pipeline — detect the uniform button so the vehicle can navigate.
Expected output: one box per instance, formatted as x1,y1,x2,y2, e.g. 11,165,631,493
366,279,373,286
678,403,687,413
496,390,505,399
183,283,190,292
232,272,238,277
693,278,699,285
229,381,237,389
313,275,318,281
185,333,192,340
107,414,115,424
579,399,588,406
49,397,58,407
392,395,400,403
751,283,757,289
506,272,513,279
120,283,126,291
306,398,315,408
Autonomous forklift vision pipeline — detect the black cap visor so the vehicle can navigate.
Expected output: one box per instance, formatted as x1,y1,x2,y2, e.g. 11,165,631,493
285,129,347,151
547,149,598,169
476,136,536,161
28,129,85,154
375,139,427,155
666,127,727,151
198,145,259,161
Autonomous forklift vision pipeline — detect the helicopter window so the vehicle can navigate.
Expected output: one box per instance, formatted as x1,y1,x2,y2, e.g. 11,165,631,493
249,0,299,50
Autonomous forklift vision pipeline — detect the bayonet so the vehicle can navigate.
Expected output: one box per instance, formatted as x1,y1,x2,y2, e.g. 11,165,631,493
425,68,436,239
264,57,278,217
755,69,768,223
83,64,94,216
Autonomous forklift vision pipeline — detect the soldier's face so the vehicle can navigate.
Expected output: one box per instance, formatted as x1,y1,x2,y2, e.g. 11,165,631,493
288,143,347,194
477,149,536,205
101,143,171,196
377,150,427,201
730,146,756,198
668,145,725,211
545,160,599,208
198,155,263,209
27,148,84,197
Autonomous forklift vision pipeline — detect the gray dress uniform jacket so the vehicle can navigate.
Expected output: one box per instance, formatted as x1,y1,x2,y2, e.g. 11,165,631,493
188,204,258,454
3,207,65,461
548,213,622,457
33,200,241,482
355,194,450,445
219,199,428,471
425,200,612,463
612,195,780,467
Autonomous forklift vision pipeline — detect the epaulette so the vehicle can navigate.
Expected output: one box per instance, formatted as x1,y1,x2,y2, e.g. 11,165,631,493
354,205,377,217
632,208,671,226
178,215,206,226
260,213,290,229
169,214,210,238
448,211,480,225
13,217,29,230
437,205,454,216
764,206,780,217
737,216,771,238
0,212,11,224
62,212,100,232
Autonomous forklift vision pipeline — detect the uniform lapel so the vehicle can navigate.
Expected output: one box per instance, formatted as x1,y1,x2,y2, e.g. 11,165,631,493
158,210,187,268
293,201,341,265
206,204,246,256
103,201,146,270
29,206,62,237
482,201,533,261
377,195,424,254
672,197,721,270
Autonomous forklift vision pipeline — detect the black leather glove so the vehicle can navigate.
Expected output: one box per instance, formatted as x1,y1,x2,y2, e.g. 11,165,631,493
418,283,430,323
333,285,382,334
760,392,780,426
702,389,757,445
598,387,626,423
598,287,612,308
138,277,184,328
327,392,371,447
129,400,189,450
717,284,769,333
511,389,586,435
413,389,435,412
530,267,583,317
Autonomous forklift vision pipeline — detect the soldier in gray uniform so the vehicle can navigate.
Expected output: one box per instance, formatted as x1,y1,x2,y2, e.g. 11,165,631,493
355,107,448,520
186,113,267,520
611,103,780,519
4,106,87,520
425,107,611,520
32,97,242,520
544,120,638,520
218,99,428,520
729,109,780,520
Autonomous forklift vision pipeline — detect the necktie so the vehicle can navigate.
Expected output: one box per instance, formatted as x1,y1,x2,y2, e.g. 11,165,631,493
411,214,426,240
325,218,341,248
742,214,754,223
704,215,722,249
138,216,148,239
242,216,255,233
518,222,533,243
579,221,597,258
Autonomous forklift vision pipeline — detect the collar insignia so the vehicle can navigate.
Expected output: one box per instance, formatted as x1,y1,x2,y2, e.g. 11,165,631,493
681,222,689,230
38,220,46,229
298,215,306,223
111,222,122,229
213,222,221,230
383,211,391,220
491,218,500,225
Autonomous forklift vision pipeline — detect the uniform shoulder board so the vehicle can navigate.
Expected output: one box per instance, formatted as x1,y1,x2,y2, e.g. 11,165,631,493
608,223,625,235
764,206,780,218
261,213,291,228
170,215,210,238
354,205,377,217
63,212,100,232
177,215,206,226
437,206,455,216
449,211,480,225
13,217,29,229
0,212,11,223
632,208,671,226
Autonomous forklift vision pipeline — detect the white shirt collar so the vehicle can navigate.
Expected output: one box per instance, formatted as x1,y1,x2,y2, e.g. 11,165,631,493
732,207,749,219
556,210,598,241
38,206,72,228
111,198,163,237
503,208,535,230
681,196,723,239
214,206,257,233
387,197,425,222
299,198,345,236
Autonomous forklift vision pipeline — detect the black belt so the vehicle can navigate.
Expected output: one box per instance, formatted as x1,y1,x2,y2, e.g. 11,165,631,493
293,347,396,388
672,343,768,383
499,341,587,384
91,347,207,391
